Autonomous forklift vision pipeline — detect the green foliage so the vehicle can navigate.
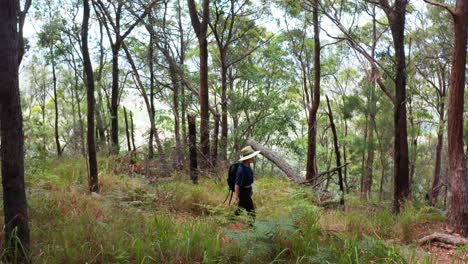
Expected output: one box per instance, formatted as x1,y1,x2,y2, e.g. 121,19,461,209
15,158,440,263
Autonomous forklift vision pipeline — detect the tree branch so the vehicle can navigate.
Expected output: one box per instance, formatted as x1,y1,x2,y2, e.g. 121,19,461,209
423,0,456,17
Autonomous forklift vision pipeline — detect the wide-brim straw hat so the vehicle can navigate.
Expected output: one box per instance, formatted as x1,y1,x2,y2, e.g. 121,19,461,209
239,146,261,161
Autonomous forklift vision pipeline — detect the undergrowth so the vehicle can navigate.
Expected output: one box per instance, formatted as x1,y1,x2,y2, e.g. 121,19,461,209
0,157,441,263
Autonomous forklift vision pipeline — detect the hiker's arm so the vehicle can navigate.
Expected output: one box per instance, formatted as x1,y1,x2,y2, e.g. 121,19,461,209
235,184,240,200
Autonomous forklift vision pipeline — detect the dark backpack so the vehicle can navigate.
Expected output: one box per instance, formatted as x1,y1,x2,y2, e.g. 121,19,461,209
224,162,240,205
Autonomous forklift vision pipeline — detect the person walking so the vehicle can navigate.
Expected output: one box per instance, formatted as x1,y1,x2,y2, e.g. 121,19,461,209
234,146,260,223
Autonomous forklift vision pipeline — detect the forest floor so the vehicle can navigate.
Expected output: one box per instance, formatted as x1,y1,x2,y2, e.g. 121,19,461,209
7,157,468,263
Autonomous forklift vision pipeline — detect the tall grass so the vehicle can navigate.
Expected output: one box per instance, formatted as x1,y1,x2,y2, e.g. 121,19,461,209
0,157,440,263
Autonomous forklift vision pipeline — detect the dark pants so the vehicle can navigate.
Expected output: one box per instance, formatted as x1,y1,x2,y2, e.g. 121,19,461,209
235,187,255,221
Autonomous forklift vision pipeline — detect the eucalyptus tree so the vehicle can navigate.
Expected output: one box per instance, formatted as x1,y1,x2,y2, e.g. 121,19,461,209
36,0,66,156
0,0,31,260
412,4,453,206
187,0,211,169
81,0,99,193
303,0,322,182
209,0,266,163
93,0,156,154
424,0,467,235
321,0,411,212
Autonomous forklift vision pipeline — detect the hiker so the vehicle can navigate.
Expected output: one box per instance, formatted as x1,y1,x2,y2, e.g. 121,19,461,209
234,146,260,221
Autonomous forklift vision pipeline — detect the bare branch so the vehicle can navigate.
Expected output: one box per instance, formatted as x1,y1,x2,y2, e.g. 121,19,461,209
423,0,456,17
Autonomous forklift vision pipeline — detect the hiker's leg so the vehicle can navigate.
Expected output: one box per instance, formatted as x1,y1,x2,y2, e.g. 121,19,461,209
236,189,249,216
245,189,255,225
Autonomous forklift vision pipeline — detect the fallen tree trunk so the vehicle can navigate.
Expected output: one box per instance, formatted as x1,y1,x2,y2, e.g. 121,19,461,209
247,139,303,182
418,232,468,246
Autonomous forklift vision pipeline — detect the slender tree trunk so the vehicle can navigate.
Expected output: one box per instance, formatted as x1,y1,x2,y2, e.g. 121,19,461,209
124,107,131,152
0,1,30,257
361,115,368,194
188,115,198,184
343,117,349,192
363,114,375,199
96,90,106,149
148,31,155,160
305,0,321,181
74,70,86,156
130,111,136,151
376,126,386,200
177,0,187,149
430,101,445,205
326,96,345,205
447,0,468,235
170,64,182,168
211,113,220,168
82,0,99,193
110,43,121,154
387,1,410,213
220,63,228,161
51,48,62,156
122,43,163,158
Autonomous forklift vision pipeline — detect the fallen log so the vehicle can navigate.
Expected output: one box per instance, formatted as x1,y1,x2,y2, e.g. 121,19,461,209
418,232,468,246
247,139,303,182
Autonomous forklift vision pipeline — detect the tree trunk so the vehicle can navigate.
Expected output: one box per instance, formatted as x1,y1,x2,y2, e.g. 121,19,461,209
211,113,220,168
387,0,410,213
148,30,155,160
305,0,321,181
130,111,136,151
362,5,378,200
188,115,198,184
188,0,210,169
124,107,131,152
73,69,86,156
110,43,121,154
0,0,30,257
363,114,375,199
96,90,106,149
220,64,228,161
248,139,303,182
447,0,468,235
170,63,182,168
81,0,99,193
326,96,345,205
51,47,62,156
430,101,445,205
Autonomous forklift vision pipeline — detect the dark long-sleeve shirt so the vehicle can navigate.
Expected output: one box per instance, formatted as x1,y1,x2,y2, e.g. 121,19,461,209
235,163,254,187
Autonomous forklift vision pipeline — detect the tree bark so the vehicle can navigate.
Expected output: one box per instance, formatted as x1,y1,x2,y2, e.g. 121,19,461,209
51,47,62,156
430,100,445,205
96,90,107,149
124,107,131,152
130,111,136,151
188,115,198,184
148,26,155,160
305,0,321,182
446,0,468,235
384,0,411,213
110,43,120,154
220,64,228,161
0,0,31,258
418,232,468,246
170,63,182,168
211,113,220,168
82,0,99,193
187,0,210,169
248,139,303,182
326,96,345,205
